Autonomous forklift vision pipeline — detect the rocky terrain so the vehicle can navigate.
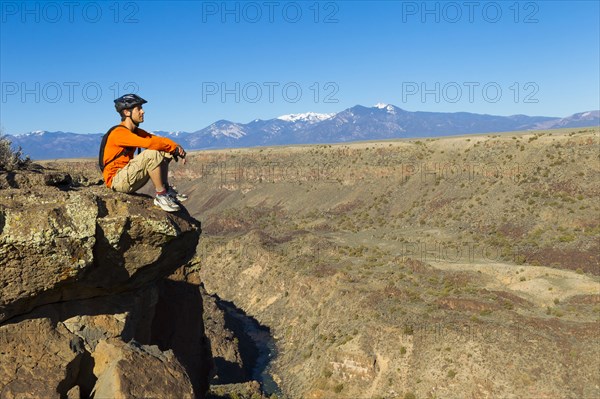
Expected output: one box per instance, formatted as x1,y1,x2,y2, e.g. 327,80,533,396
168,127,599,398
0,166,212,397
1,126,599,398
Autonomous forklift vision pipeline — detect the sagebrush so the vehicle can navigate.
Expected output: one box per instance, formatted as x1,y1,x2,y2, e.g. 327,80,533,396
0,135,30,171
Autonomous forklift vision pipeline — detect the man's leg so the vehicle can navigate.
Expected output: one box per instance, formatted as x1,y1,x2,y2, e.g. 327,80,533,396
148,160,167,193
111,150,171,193
160,158,170,189
149,160,180,212
110,151,180,211
159,157,188,202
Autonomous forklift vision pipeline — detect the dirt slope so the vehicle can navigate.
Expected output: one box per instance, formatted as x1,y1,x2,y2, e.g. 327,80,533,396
164,127,600,398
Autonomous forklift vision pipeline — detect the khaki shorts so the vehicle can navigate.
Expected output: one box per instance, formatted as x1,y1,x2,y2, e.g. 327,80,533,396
111,150,172,193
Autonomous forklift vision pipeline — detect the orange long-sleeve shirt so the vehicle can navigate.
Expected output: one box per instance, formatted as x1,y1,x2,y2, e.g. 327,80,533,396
102,124,178,188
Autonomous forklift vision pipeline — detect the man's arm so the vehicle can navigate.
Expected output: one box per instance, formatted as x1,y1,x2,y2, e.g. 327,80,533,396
111,127,179,153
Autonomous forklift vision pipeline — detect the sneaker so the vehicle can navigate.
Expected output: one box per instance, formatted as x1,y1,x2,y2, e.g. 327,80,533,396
154,193,180,212
167,185,188,202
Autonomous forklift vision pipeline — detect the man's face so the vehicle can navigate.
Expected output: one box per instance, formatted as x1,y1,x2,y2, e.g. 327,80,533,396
127,105,145,124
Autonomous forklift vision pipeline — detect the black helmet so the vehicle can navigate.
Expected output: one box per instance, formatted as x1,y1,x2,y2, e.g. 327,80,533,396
114,94,147,113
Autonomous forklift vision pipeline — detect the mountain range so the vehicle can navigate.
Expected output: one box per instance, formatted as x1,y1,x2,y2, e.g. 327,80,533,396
6,104,599,160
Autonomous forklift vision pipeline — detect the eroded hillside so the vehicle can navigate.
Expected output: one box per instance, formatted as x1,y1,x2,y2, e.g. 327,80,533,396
170,127,599,398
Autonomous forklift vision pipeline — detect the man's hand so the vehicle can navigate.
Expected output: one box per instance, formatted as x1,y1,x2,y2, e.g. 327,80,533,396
172,145,187,164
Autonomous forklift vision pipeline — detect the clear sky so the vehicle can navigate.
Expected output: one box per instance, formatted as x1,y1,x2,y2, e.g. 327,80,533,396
1,0,599,134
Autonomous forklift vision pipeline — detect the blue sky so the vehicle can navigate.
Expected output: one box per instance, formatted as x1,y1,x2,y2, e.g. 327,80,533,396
1,0,599,134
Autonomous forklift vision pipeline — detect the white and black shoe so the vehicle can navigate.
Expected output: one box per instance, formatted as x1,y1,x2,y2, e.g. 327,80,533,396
154,193,180,212
167,185,188,202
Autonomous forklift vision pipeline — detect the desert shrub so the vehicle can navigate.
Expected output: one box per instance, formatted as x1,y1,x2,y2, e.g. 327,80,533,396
0,135,30,171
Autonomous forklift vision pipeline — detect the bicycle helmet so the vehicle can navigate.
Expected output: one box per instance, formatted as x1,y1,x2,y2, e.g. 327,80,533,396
114,94,147,113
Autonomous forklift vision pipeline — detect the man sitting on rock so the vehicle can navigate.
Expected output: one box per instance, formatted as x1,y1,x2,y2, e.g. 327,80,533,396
100,94,188,212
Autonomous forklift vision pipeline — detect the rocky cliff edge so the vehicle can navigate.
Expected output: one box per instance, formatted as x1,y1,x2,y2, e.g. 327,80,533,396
0,167,210,398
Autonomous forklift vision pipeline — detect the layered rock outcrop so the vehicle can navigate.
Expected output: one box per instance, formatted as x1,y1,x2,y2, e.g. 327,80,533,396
0,167,210,398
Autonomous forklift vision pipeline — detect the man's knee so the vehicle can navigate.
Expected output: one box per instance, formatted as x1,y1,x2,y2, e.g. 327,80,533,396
144,149,165,162
140,149,170,171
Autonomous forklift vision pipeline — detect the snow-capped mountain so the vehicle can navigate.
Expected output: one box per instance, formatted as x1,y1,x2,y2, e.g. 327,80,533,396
277,112,335,123
5,105,599,160
374,103,397,114
152,130,187,138
205,120,247,139
532,110,600,129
